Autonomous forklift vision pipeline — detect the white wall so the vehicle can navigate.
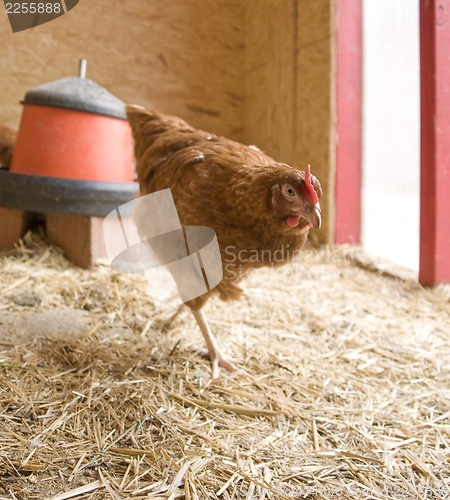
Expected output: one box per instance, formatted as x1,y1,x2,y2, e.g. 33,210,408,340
362,0,420,270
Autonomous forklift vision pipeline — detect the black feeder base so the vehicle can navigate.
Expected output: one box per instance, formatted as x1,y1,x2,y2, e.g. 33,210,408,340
0,169,139,268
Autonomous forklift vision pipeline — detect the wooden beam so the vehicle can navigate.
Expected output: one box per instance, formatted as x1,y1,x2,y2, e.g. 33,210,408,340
244,0,295,165
295,0,337,244
419,0,450,286
46,214,107,269
335,0,362,245
244,0,336,244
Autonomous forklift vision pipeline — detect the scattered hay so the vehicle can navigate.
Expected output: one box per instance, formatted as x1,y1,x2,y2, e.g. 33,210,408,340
0,232,449,499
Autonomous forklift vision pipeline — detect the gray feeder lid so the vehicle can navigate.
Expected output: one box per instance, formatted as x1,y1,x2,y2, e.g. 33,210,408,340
21,60,127,120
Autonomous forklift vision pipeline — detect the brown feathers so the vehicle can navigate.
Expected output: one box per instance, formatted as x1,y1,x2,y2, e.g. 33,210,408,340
126,106,322,308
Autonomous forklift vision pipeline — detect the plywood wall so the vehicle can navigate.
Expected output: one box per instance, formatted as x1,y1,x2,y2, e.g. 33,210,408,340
0,0,336,243
244,0,296,165
244,0,336,244
0,0,245,139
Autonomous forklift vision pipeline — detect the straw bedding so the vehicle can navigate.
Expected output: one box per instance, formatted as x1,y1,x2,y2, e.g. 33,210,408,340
0,231,449,499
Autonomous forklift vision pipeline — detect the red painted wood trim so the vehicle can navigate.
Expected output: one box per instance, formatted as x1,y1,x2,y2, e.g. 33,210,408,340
335,0,362,245
419,0,450,286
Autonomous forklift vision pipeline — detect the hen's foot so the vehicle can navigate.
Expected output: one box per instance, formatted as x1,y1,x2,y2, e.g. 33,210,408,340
192,308,249,379
201,349,244,379
212,354,257,383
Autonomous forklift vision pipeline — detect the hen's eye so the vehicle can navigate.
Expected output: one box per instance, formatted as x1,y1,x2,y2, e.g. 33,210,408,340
286,186,295,197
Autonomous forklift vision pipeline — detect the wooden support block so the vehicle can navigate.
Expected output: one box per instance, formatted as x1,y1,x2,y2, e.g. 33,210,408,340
46,214,108,269
0,207,27,249
46,213,135,269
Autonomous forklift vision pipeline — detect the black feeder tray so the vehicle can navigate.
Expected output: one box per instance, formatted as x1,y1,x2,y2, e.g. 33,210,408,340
0,169,138,218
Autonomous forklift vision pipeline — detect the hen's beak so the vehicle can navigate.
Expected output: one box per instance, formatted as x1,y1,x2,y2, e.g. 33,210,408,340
304,203,321,229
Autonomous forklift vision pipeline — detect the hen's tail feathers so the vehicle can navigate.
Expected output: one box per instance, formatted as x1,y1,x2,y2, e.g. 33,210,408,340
125,105,200,171
126,105,193,139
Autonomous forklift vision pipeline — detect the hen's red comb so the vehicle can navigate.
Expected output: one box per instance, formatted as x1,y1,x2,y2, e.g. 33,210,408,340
305,164,319,204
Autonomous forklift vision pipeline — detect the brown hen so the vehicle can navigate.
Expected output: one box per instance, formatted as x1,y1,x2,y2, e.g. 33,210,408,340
126,105,322,378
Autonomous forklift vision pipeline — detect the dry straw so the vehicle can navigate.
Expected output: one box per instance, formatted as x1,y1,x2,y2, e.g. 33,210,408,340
0,231,449,499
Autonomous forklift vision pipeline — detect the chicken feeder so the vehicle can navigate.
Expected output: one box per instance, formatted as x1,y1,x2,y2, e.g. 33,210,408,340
0,60,139,267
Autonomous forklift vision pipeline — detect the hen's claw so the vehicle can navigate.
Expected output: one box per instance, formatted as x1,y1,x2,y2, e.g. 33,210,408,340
213,354,257,382
199,347,243,378
209,352,243,379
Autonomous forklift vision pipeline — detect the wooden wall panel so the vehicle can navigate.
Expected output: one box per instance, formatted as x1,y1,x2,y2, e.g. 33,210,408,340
244,0,296,165
0,0,244,140
244,0,336,243
295,0,336,244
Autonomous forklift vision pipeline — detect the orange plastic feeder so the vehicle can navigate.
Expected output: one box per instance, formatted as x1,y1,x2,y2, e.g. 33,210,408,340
11,60,134,183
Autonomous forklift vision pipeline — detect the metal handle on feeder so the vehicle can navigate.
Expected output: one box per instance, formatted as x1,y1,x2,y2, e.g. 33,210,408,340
79,59,87,79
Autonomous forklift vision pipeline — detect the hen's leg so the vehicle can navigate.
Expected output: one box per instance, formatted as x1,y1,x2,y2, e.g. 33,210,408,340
191,309,242,379
161,303,185,331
